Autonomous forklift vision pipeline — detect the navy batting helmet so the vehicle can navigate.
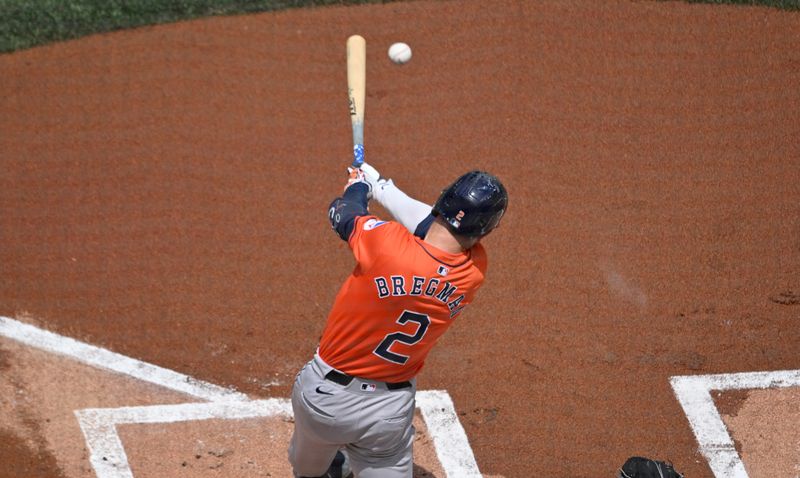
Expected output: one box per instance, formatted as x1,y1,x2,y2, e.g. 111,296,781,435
432,171,508,238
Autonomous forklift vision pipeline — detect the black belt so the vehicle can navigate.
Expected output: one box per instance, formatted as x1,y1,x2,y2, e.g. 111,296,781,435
325,369,412,390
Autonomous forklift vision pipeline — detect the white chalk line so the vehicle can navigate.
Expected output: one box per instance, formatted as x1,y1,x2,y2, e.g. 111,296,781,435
417,390,482,477
670,369,800,478
74,399,293,478
76,393,476,478
0,315,481,477
0,315,247,402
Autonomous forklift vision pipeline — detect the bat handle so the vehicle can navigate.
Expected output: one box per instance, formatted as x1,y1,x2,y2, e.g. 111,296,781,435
352,144,364,168
351,121,364,167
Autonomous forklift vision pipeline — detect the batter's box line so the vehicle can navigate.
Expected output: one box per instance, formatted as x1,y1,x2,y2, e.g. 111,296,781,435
0,315,247,402
0,316,482,477
670,369,800,478
76,392,479,478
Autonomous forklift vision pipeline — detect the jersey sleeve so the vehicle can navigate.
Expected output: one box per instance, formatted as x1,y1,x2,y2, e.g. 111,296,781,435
347,215,409,270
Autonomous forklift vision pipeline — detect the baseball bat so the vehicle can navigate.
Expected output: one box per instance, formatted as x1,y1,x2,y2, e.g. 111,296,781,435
347,34,366,168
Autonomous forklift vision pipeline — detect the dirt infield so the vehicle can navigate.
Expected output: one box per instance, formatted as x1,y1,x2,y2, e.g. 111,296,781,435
1,0,799,476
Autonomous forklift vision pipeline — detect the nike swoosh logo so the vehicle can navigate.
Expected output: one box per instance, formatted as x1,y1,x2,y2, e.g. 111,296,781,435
315,386,333,395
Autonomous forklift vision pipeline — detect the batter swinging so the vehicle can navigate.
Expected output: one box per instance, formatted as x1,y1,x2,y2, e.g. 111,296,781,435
288,163,508,477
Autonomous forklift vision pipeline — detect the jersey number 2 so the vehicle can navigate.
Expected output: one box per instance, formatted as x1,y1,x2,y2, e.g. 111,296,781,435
373,310,430,365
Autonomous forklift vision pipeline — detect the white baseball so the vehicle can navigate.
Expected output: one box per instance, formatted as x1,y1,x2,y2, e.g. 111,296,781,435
388,42,412,64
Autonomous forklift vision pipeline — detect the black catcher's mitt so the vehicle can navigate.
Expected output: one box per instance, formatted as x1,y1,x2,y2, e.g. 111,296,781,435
618,456,684,478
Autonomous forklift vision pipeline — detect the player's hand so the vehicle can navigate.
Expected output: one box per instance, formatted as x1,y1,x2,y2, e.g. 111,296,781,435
344,166,372,193
359,162,381,185
360,162,394,200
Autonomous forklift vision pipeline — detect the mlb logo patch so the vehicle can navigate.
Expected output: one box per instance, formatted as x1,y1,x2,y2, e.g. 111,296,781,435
437,265,449,276
360,383,377,392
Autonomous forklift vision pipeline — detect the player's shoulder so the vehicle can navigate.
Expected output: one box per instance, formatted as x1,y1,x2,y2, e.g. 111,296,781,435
351,215,413,243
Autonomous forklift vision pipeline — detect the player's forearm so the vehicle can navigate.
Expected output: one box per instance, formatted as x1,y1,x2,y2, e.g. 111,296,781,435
372,180,432,234
328,182,370,241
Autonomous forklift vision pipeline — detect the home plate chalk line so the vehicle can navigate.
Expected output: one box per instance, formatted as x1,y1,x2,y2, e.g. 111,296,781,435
0,315,482,477
671,369,800,478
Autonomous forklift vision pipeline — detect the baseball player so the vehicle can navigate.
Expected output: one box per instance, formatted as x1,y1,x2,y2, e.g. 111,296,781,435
288,163,508,478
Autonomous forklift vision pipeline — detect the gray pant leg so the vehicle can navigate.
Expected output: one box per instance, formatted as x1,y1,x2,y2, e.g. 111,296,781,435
347,415,414,478
287,361,343,477
289,355,417,478
346,388,416,478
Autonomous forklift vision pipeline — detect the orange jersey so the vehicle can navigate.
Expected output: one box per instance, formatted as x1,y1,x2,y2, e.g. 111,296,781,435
318,215,487,383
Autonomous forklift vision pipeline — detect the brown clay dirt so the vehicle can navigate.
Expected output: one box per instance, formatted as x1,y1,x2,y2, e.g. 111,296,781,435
0,336,196,478
1,0,800,476
0,428,67,478
720,387,800,477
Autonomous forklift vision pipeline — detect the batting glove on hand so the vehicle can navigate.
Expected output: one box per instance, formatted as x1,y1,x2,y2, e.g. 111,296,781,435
359,162,394,199
361,163,394,202
344,166,372,193
359,162,381,185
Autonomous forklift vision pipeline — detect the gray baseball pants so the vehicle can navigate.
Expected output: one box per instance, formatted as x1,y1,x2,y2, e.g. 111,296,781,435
288,353,416,478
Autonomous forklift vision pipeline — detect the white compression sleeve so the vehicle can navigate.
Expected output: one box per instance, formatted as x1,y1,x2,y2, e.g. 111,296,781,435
372,179,433,233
